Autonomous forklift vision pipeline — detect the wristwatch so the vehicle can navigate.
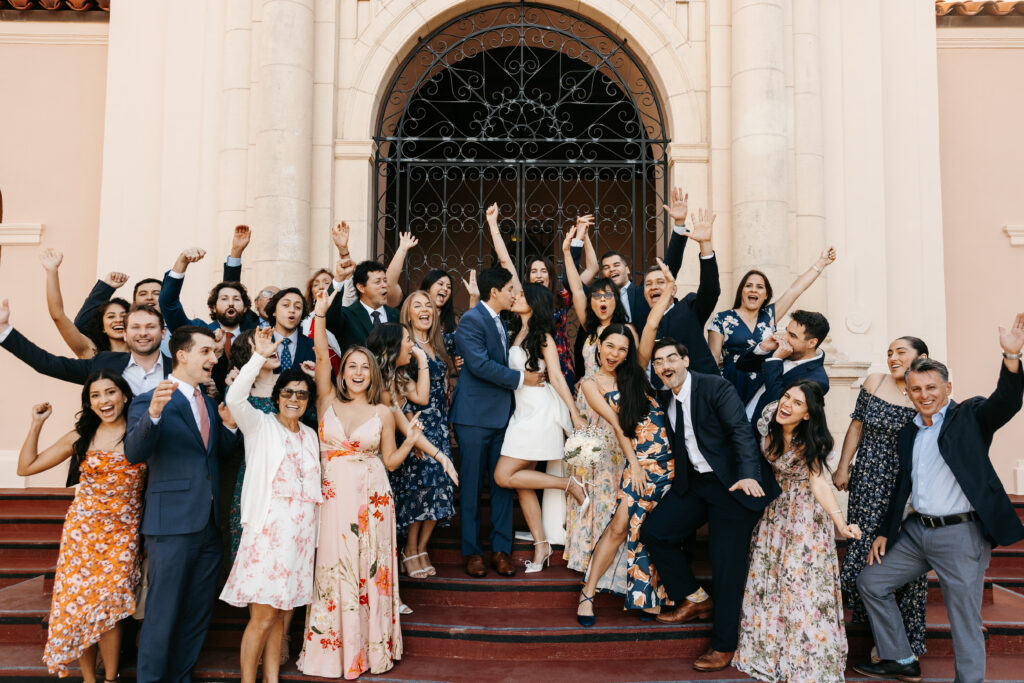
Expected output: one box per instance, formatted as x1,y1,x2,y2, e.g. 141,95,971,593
1003,351,1023,360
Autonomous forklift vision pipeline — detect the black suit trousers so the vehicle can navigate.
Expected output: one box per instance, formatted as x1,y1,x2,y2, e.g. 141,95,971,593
640,473,761,652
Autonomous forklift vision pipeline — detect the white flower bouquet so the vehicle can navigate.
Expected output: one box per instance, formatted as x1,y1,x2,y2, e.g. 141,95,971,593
563,427,603,469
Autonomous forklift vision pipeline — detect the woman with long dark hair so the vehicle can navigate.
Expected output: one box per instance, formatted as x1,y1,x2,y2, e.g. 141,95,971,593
706,248,836,403
733,379,861,683
575,324,675,621
834,336,930,660
492,283,588,572
18,370,144,681
561,231,638,579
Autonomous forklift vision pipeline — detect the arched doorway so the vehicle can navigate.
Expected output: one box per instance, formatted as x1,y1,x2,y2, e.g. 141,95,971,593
373,2,669,301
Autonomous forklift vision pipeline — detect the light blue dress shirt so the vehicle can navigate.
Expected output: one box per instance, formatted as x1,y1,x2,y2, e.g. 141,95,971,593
910,401,974,517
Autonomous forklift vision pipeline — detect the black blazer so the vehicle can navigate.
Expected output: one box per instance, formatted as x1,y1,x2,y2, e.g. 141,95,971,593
655,251,721,376
325,299,400,355
882,363,1024,547
658,371,780,510
736,348,830,425
73,279,117,332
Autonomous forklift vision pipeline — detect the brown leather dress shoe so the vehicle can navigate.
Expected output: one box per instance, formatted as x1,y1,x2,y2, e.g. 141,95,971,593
490,551,516,576
464,554,486,578
655,597,714,624
693,649,735,672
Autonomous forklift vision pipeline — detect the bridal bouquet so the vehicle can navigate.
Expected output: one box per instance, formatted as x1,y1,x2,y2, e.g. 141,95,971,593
563,427,603,469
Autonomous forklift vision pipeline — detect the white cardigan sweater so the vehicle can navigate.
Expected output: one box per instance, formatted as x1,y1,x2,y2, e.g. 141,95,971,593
226,353,322,535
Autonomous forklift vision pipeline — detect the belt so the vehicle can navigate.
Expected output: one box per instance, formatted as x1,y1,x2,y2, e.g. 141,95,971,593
916,511,978,529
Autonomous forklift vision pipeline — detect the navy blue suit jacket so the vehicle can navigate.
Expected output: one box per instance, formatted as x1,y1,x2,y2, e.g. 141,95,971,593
125,387,239,536
736,348,830,425
655,250,721,376
884,363,1024,547
450,302,520,429
276,332,315,370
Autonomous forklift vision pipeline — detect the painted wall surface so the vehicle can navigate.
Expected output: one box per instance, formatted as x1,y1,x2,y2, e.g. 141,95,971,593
0,25,109,486
937,27,1024,491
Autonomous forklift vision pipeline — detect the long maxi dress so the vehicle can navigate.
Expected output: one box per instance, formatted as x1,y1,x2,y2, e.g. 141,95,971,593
564,335,628,594
733,425,847,683
840,387,927,656
298,405,402,680
43,449,145,677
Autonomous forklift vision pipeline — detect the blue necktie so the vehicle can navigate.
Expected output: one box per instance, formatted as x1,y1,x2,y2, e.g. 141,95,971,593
494,315,507,361
279,337,293,370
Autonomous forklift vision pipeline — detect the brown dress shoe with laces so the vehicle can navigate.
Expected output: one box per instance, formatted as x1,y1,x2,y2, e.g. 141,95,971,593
490,551,516,576
693,649,735,672
464,554,486,577
655,597,714,624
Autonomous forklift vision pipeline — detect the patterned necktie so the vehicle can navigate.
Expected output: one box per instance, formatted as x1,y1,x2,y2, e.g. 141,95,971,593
193,386,210,450
494,315,508,361
279,337,293,370
371,310,382,328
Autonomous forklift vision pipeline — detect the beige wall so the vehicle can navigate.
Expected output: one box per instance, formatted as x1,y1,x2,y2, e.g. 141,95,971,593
0,23,109,486
938,26,1024,491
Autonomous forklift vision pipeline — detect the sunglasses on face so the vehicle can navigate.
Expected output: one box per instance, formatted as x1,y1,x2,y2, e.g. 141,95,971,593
279,389,310,400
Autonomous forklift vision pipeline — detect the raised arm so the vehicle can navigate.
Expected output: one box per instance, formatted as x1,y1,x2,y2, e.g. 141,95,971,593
773,247,836,318
159,247,207,331
17,403,76,476
224,224,250,282
687,209,721,322
40,249,99,359
73,279,117,332
662,187,689,274
638,258,676,368
461,269,480,310
580,219,599,286
312,290,338,406
385,231,417,308
977,313,1024,433
561,229,589,324
485,203,522,291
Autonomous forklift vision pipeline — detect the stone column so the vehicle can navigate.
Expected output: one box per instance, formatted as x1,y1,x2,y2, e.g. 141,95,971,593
730,0,789,286
252,0,315,289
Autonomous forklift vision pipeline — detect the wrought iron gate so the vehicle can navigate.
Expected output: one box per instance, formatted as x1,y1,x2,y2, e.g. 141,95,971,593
372,2,670,301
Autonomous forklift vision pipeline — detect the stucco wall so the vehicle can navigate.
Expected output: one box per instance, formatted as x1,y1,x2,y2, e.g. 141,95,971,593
937,26,1024,492
0,23,109,486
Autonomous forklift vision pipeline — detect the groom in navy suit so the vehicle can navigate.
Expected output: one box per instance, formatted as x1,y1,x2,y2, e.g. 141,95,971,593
451,268,545,578
126,325,240,683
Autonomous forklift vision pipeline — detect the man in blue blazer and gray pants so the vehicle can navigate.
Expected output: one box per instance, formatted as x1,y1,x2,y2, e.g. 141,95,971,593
126,325,240,683
451,268,545,578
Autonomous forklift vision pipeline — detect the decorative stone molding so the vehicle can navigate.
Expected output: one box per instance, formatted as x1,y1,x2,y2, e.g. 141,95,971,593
1004,224,1024,246
333,139,374,161
0,223,43,245
0,22,108,45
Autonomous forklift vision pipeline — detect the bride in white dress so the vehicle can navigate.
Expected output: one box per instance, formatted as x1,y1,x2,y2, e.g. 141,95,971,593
493,282,588,573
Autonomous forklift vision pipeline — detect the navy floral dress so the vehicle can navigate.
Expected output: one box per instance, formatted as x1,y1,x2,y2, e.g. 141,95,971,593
708,303,776,404
553,288,575,391
605,392,674,610
840,387,927,656
391,346,456,534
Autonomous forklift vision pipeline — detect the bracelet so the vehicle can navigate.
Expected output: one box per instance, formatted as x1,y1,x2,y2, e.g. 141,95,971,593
314,313,326,318
1003,351,1023,360
811,265,822,273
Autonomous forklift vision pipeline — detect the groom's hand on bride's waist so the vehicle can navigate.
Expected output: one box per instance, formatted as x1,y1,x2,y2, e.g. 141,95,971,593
524,370,546,387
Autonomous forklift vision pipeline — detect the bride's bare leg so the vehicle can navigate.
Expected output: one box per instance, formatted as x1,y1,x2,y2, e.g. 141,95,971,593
494,455,585,504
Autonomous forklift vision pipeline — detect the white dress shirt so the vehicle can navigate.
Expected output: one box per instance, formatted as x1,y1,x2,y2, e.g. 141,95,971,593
668,373,714,473
151,373,202,427
618,283,633,323
121,354,166,396
360,300,389,324
745,349,824,420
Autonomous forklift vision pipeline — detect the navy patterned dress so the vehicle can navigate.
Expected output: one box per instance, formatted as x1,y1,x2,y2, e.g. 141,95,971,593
708,303,776,404
391,345,456,534
840,387,927,656
606,392,675,610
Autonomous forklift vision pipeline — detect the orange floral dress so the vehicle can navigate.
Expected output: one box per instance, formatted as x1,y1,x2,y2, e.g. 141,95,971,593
297,405,402,679
43,449,145,677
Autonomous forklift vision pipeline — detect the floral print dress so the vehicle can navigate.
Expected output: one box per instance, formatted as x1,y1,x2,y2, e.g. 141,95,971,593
298,405,402,679
708,304,776,404
44,450,145,677
553,287,575,390
564,335,627,593
840,387,926,656
220,429,321,610
391,346,455,534
604,392,675,610
734,426,847,683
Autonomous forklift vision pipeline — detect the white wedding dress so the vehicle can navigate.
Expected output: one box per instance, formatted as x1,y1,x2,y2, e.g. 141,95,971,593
501,346,573,545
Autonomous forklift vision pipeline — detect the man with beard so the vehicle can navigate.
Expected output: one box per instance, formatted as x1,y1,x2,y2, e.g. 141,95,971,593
126,325,240,683
0,302,171,484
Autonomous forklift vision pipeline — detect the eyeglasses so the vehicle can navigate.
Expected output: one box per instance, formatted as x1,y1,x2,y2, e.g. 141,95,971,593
260,290,277,299
279,389,310,400
590,291,615,301
651,353,682,369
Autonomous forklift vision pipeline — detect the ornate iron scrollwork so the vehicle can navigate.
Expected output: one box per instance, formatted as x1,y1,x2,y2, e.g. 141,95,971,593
373,2,669,305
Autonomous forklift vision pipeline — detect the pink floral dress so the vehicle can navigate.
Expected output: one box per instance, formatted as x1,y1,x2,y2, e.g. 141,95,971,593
297,405,402,679
220,429,320,610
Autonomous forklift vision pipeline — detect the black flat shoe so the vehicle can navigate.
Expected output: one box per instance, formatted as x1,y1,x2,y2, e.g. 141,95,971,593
852,659,922,683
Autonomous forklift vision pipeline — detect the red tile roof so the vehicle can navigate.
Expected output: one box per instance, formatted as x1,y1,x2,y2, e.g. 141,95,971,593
0,0,108,10
936,1,1024,15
